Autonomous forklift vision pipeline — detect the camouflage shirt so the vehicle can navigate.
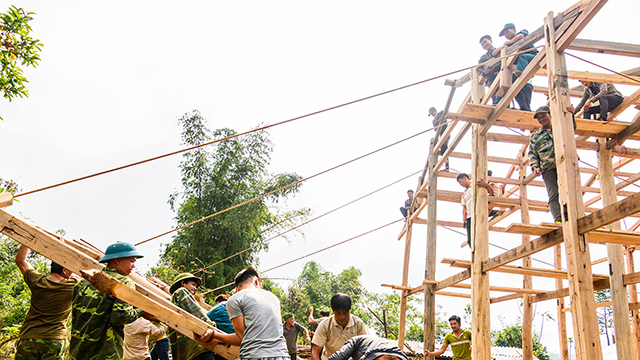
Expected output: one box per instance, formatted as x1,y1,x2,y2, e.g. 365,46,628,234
169,287,215,360
69,267,143,360
528,128,556,172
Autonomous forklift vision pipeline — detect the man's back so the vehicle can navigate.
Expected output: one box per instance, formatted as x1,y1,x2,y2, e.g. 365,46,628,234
227,287,289,358
327,335,408,360
19,269,77,340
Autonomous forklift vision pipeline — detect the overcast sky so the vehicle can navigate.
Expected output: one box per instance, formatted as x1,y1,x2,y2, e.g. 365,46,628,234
3,1,639,358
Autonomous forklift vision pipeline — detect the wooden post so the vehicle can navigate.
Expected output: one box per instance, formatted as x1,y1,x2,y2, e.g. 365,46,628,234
519,159,533,360
397,220,413,349
471,71,490,360
383,309,389,339
627,246,640,358
554,245,570,360
424,138,438,352
544,13,602,360
497,47,512,97
597,138,634,358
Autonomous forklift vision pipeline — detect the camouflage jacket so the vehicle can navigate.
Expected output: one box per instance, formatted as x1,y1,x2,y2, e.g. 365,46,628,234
69,267,143,360
169,287,215,360
528,128,555,172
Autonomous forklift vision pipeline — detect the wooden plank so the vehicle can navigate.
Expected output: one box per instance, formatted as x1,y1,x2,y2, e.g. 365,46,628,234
0,208,239,359
577,191,640,233
607,86,640,121
629,247,640,358
490,293,523,304
555,0,609,53
568,38,640,58
435,291,471,299
80,269,238,359
506,223,558,236
624,271,640,286
0,193,12,208
448,258,609,281
555,245,570,360
447,151,521,165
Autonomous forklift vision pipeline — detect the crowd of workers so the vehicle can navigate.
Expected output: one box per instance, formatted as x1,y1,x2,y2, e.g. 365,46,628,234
13,240,473,360
400,22,627,249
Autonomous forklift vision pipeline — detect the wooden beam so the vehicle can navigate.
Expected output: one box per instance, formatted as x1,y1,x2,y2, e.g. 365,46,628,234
598,138,634,359
577,191,640,233
424,139,438,353
530,277,611,304
607,111,640,150
435,269,471,291
447,151,521,165
555,245,570,360
482,229,564,273
545,11,603,359
628,247,640,357
567,38,640,58
397,217,413,349
0,193,12,208
490,293,524,304
0,208,239,358
79,269,238,359
480,51,546,135
536,69,640,86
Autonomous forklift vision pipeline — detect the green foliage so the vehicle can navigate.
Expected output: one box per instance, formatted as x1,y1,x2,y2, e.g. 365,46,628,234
159,110,309,291
0,176,19,195
280,261,370,329
492,324,550,360
0,6,42,120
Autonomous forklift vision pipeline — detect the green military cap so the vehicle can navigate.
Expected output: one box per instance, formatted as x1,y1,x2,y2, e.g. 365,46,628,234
170,272,202,294
533,106,551,119
99,242,144,263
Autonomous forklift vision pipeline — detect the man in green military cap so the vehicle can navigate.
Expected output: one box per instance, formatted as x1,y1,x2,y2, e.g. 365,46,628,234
282,313,310,360
14,245,78,360
70,242,147,360
169,272,217,360
528,106,576,223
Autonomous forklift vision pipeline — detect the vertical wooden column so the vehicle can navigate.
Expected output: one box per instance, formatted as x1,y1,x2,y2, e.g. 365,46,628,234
424,139,438,352
519,160,533,360
397,219,412,350
471,70,490,360
543,13,602,360
628,246,640,358
597,138,634,359
554,245,570,360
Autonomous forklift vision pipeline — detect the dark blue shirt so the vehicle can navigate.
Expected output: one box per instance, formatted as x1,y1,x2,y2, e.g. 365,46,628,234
206,301,235,334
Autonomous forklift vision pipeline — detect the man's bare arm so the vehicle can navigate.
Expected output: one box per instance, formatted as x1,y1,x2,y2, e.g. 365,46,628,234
15,245,33,275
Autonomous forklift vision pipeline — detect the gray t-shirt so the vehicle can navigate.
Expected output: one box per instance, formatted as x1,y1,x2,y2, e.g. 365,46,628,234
227,288,289,359
283,322,306,354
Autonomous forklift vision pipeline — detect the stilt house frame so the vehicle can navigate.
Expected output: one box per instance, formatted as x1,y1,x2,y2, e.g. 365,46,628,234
386,1,640,360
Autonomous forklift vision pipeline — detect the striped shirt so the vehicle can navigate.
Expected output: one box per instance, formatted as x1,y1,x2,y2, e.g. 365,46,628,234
443,330,472,360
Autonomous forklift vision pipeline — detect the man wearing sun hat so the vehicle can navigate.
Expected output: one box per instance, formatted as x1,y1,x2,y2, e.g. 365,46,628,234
69,242,146,360
168,272,217,360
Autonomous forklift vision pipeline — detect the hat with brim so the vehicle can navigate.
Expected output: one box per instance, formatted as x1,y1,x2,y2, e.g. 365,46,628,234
99,242,144,263
428,107,437,116
499,23,515,37
533,105,551,119
170,272,202,294
283,313,294,321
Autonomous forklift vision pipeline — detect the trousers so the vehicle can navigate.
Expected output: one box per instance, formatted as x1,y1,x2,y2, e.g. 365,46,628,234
542,168,562,222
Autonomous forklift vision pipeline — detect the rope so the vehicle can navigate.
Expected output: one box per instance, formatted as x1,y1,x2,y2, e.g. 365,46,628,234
565,52,640,86
203,218,403,294
14,46,543,199
579,159,640,190
192,168,427,275
135,121,452,246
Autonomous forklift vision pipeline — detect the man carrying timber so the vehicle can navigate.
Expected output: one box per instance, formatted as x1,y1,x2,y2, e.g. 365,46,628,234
566,80,624,121
69,242,146,360
311,293,367,360
169,272,217,360
14,245,78,360
212,266,289,360
425,315,471,360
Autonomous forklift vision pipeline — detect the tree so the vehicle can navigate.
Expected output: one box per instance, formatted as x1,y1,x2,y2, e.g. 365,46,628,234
280,261,370,329
595,289,613,346
157,110,308,291
0,6,42,120
493,324,551,360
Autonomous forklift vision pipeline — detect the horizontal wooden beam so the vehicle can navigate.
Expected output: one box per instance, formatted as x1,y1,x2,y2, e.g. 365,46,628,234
577,191,640,234
482,229,564,273
448,151,521,165
567,38,640,58
530,278,611,303
435,269,471,291
490,293,523,304
606,111,640,150
536,69,640,86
